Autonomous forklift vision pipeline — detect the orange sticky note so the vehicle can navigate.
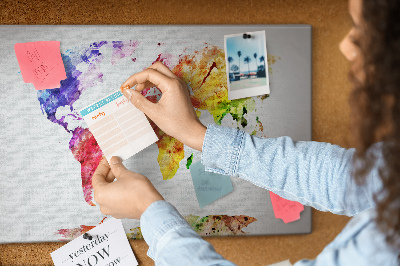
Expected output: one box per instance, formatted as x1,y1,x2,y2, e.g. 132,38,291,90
14,41,67,90
269,191,304,224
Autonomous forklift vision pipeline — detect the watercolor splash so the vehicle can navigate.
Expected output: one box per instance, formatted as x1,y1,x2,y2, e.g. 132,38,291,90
126,214,257,240
173,45,256,128
267,54,281,74
141,45,281,180
37,41,139,205
251,116,266,137
152,124,185,180
69,127,103,204
38,41,279,203
56,225,96,241
186,153,194,169
111,40,139,65
186,214,257,236
55,217,107,241
126,226,143,240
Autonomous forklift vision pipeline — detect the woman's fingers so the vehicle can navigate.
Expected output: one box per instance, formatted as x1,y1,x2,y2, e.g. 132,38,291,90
92,158,110,189
120,68,175,93
146,61,177,79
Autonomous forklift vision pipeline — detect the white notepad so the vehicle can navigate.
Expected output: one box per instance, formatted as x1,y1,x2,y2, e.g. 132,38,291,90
80,90,158,162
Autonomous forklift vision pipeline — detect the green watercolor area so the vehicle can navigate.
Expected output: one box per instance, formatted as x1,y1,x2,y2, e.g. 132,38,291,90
208,98,255,128
186,153,194,169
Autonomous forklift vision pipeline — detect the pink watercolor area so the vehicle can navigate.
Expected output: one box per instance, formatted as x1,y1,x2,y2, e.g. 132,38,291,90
55,217,108,241
269,191,304,223
111,40,139,65
153,52,177,69
69,127,103,206
14,41,66,90
56,225,96,241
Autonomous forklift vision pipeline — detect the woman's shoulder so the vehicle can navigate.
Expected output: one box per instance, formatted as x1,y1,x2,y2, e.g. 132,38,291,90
321,208,399,265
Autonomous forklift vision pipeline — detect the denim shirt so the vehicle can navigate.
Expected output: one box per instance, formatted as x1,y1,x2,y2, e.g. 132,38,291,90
140,124,399,265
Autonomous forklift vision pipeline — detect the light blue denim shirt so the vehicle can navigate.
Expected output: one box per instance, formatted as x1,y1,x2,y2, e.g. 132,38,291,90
140,124,399,265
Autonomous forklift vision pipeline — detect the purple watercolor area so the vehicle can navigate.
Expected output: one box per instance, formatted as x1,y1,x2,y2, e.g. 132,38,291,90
36,41,140,206
111,40,139,65
37,41,108,133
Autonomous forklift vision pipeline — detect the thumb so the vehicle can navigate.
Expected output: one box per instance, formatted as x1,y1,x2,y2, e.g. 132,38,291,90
109,156,129,179
122,88,155,115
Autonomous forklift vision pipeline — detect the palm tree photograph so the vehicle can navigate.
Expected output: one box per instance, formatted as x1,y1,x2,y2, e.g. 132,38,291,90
224,30,269,99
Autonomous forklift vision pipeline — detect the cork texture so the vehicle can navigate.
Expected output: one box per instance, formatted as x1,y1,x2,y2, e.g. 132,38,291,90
0,0,352,265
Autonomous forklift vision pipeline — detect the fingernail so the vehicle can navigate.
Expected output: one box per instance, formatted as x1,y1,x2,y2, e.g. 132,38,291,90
110,156,122,165
122,88,133,100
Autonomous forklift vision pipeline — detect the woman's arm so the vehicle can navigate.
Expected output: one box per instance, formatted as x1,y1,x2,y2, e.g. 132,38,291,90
119,62,382,217
202,124,383,216
141,201,236,266
92,158,235,265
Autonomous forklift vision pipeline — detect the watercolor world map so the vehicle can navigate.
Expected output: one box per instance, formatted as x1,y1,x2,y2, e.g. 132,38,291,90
39,40,279,240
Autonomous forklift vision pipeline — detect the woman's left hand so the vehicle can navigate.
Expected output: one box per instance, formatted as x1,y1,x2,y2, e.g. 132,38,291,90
92,157,164,219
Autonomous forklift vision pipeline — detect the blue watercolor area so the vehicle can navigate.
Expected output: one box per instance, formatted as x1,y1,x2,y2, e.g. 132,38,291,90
36,41,108,133
112,41,124,49
81,41,107,63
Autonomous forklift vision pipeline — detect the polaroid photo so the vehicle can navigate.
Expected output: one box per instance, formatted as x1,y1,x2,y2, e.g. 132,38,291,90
224,30,270,100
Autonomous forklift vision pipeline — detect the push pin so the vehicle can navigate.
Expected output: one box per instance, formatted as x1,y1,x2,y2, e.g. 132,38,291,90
83,233,93,240
243,33,252,39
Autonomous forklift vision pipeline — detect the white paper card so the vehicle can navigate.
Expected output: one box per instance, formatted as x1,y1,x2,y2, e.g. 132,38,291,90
224,30,270,100
51,218,138,266
79,90,158,162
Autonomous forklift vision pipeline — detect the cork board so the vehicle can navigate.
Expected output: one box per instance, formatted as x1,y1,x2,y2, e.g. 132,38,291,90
0,0,352,265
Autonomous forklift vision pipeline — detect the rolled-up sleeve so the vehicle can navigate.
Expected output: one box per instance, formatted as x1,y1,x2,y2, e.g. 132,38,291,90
202,124,382,216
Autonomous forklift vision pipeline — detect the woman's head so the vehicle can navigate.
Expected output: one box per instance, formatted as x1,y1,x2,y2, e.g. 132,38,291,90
341,0,400,256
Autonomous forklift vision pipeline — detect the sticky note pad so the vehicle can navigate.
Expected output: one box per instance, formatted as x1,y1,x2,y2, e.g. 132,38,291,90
14,41,67,90
51,218,138,266
80,91,158,162
190,161,233,208
269,191,304,224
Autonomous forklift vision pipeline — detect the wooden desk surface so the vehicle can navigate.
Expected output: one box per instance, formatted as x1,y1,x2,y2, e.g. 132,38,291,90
0,0,352,265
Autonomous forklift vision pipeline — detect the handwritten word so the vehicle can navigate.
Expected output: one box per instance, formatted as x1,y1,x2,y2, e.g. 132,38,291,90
197,186,222,192
92,112,105,120
116,98,129,108
201,180,210,186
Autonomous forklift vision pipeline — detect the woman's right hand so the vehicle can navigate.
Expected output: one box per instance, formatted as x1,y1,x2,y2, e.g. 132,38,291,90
120,62,207,151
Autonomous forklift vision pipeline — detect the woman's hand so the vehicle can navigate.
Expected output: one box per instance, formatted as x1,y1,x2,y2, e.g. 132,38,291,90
92,157,164,220
120,62,207,151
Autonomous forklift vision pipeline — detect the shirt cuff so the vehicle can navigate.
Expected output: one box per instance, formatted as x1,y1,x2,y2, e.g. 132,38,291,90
140,200,192,260
201,124,245,176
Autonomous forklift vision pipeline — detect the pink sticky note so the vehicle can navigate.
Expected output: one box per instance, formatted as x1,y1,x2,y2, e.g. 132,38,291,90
269,191,304,224
14,41,67,90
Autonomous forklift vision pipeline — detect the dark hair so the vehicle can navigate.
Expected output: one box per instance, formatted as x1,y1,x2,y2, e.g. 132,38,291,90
349,0,400,260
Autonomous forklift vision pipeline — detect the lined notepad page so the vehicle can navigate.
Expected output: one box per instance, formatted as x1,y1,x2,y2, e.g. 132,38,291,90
80,91,158,162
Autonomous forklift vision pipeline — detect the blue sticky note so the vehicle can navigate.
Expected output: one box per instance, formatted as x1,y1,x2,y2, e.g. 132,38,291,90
189,161,233,208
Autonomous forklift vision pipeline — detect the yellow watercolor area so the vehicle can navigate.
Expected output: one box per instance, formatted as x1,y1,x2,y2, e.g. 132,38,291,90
155,45,278,180
267,54,280,75
156,132,184,180
126,227,143,240
173,45,255,126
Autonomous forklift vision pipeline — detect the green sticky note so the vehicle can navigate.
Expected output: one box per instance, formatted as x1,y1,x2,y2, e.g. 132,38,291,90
189,161,233,208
